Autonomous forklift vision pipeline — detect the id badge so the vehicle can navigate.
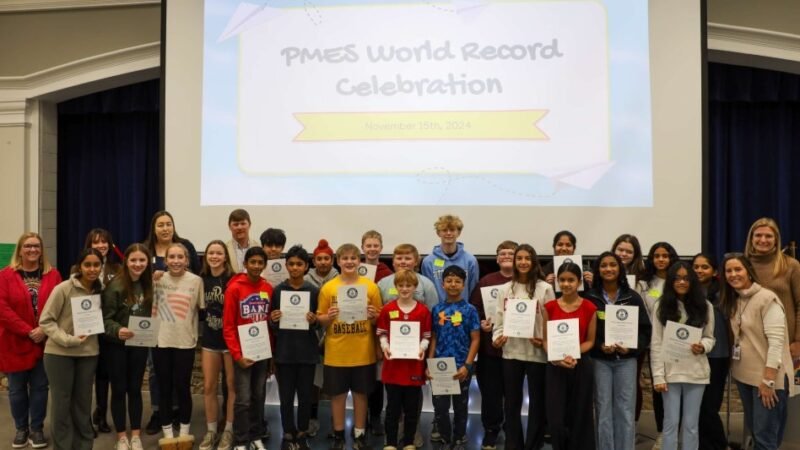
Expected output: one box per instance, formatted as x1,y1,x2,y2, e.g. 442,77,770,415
732,344,741,361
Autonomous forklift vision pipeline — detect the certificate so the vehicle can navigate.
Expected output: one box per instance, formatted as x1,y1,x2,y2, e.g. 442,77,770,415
503,298,537,338
238,321,272,361
125,316,160,347
605,305,639,348
547,318,581,361
427,357,461,396
337,285,367,323
71,294,104,336
480,286,501,321
662,320,701,364
279,291,310,330
389,321,420,359
262,259,289,286
553,255,585,292
357,263,377,282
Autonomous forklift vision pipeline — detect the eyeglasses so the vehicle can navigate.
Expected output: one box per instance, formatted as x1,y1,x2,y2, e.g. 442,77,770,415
22,244,41,249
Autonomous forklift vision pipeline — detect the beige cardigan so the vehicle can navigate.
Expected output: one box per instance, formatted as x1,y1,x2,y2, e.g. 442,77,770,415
39,275,100,357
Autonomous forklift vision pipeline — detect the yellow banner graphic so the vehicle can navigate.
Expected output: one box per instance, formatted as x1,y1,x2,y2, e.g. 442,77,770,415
293,110,548,141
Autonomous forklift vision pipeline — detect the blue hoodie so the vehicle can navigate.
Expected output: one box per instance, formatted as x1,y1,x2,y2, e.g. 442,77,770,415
421,242,480,301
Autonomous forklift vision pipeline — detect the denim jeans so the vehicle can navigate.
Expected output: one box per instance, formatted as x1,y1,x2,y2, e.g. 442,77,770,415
736,381,788,450
593,357,636,450
233,360,269,445
662,382,705,450
7,358,48,431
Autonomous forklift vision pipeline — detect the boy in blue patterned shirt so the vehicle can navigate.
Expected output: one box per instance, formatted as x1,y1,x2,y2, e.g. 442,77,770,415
427,265,480,450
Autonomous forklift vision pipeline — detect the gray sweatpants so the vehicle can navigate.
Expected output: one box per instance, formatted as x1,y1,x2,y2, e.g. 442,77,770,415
43,354,97,450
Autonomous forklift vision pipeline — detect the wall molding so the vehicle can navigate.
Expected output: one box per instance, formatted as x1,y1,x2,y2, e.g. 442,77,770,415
708,22,800,64
0,0,159,12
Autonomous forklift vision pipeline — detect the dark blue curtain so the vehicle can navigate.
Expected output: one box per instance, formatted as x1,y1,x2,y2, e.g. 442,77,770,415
707,62,800,260
56,79,161,276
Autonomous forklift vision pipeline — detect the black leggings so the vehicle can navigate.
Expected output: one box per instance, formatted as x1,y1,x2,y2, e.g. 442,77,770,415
95,338,110,416
276,363,315,436
152,347,194,426
106,343,148,432
385,384,422,447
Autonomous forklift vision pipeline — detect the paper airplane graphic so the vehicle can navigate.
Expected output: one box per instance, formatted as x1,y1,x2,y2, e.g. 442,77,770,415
218,2,286,42
544,161,616,190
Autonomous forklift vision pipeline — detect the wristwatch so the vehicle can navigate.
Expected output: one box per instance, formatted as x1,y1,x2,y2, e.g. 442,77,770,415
762,379,776,389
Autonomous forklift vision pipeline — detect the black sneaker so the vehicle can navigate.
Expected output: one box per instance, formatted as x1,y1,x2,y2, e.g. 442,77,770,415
481,430,498,449
330,436,345,450
93,409,112,433
369,416,384,436
262,421,271,439
145,411,160,435
296,436,311,450
280,437,295,450
430,422,443,443
30,430,48,449
12,428,28,449
353,434,372,450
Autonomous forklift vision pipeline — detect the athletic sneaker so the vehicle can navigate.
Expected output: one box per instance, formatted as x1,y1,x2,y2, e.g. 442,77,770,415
30,430,48,449
199,430,218,450
353,434,372,450
430,422,443,443
233,446,248,450
414,431,423,448
330,436,346,450
12,429,28,449
145,412,161,435
296,436,311,450
251,439,267,450
370,415,385,436
307,418,320,437
130,436,144,450
652,434,663,450
218,430,234,450
481,430,498,449
403,446,417,450
115,436,131,450
382,446,398,450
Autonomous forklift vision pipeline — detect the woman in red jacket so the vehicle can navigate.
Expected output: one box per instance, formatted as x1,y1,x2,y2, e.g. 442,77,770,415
0,232,62,449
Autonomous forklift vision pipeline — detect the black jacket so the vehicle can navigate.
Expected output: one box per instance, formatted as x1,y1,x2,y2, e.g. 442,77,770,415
584,287,652,360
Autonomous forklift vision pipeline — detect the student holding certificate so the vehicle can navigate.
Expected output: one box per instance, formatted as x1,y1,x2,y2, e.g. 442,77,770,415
491,243,554,450
584,252,651,450
542,230,593,288
39,249,103,450
269,245,320,450
720,254,798,450
649,262,715,450
376,270,432,450
102,243,155,450
543,262,597,450
316,243,382,450
223,247,273,450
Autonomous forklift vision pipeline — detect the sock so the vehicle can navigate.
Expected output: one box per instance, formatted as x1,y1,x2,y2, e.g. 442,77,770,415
207,422,218,434
225,421,233,432
354,428,366,438
162,426,174,439
179,423,190,436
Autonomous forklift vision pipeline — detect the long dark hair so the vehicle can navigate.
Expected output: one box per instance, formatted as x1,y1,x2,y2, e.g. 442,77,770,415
611,234,645,278
640,242,679,284
511,244,545,297
118,243,154,309
656,261,707,328
719,254,759,320
74,248,104,293
144,211,183,255
83,228,120,264
692,252,720,304
591,251,630,292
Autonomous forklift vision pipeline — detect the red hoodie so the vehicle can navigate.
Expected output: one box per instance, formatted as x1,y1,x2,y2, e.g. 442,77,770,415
223,272,273,362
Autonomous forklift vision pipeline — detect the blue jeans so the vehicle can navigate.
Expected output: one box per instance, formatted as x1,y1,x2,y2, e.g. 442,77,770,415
736,381,788,450
7,359,49,431
432,376,471,443
662,382,705,450
233,360,268,446
594,357,636,450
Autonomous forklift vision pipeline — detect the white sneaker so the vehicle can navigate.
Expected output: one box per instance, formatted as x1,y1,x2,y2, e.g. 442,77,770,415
251,439,267,450
199,430,218,450
307,418,320,437
652,434,663,450
115,436,130,450
130,436,144,450
218,430,234,450
234,446,248,450
414,430,424,448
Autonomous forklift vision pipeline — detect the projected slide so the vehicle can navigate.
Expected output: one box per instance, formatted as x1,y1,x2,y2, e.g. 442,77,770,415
201,0,652,206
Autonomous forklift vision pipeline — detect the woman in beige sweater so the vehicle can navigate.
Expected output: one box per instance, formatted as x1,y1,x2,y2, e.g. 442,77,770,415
39,249,103,450
720,253,798,450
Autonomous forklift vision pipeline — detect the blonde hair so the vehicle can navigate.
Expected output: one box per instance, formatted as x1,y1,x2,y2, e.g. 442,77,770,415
744,217,787,277
8,232,53,273
434,214,464,232
361,230,383,245
336,243,360,259
394,269,419,287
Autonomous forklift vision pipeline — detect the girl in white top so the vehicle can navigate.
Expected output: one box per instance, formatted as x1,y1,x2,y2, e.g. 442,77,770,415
650,261,715,450
152,243,204,443
492,244,555,450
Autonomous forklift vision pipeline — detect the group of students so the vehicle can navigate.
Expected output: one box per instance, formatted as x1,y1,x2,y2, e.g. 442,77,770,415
0,211,799,450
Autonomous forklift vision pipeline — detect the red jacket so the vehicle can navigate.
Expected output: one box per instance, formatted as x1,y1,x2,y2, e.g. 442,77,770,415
223,273,273,362
0,267,62,372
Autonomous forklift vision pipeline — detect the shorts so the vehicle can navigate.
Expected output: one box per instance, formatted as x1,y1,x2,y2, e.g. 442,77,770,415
202,347,229,354
323,364,376,396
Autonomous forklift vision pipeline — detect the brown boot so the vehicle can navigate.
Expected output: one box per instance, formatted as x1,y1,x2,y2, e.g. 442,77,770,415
176,435,195,450
157,437,179,450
